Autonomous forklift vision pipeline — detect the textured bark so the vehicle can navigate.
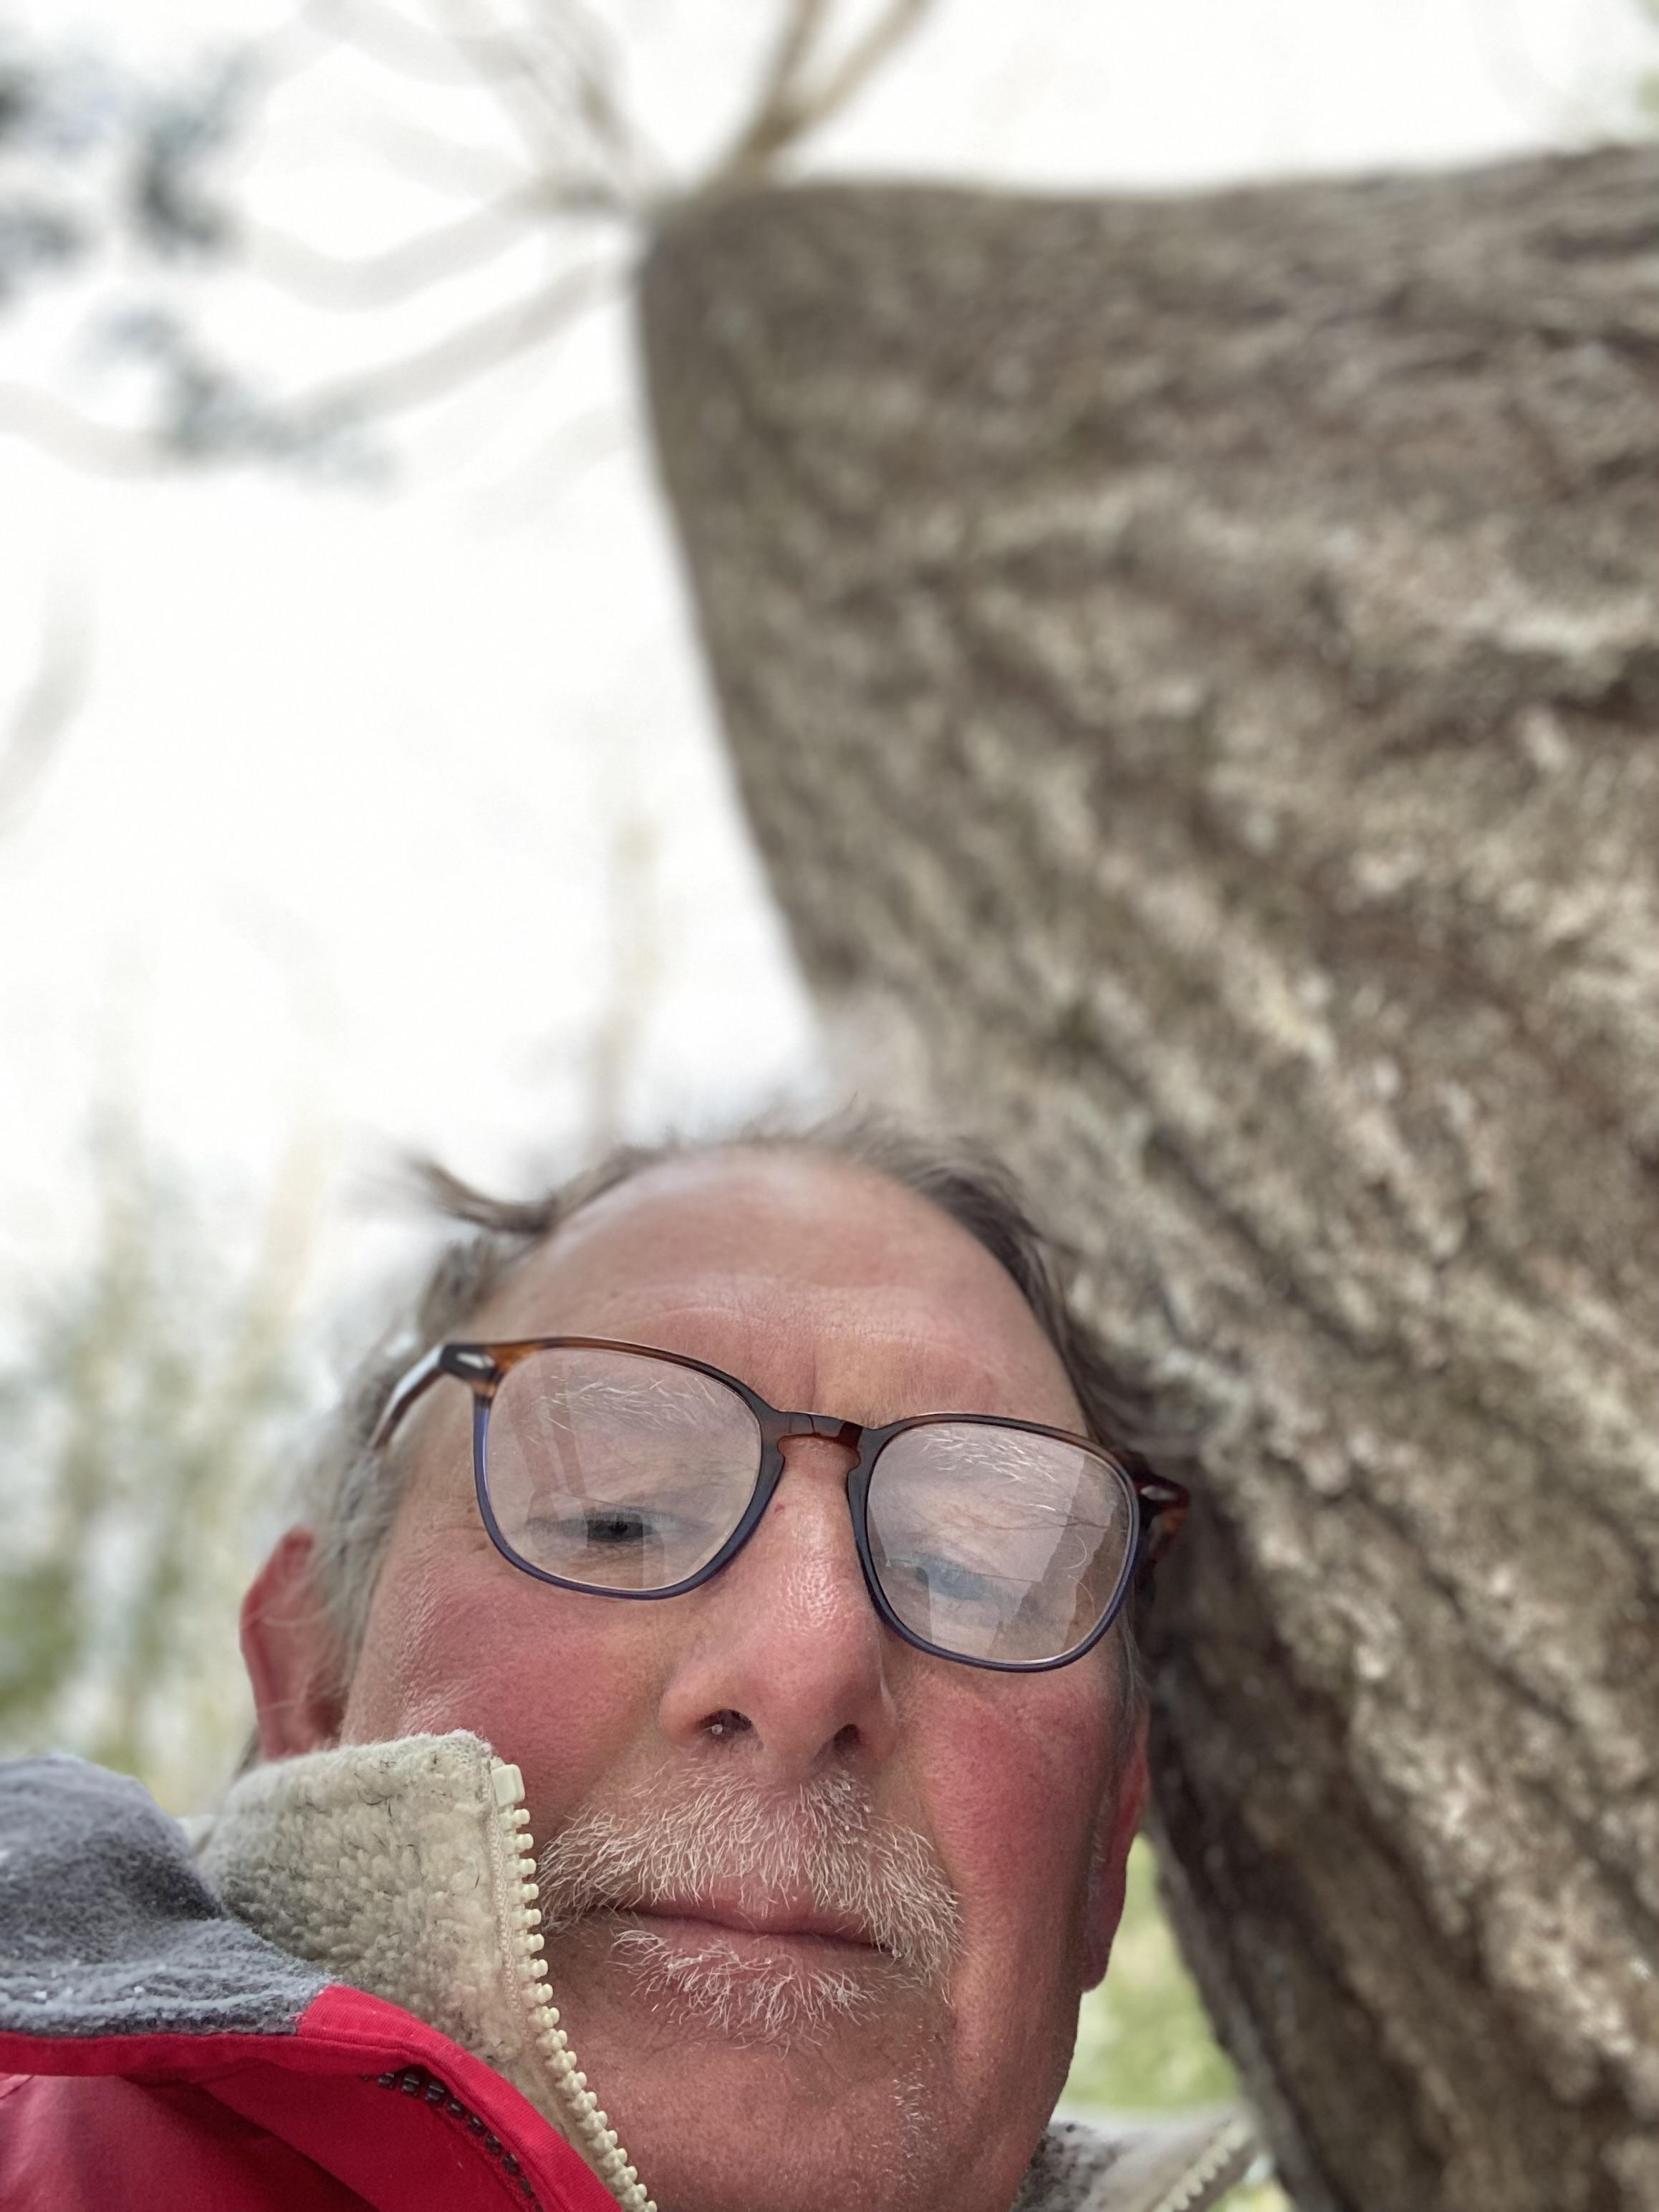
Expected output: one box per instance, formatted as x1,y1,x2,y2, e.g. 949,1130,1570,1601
640,150,1659,2212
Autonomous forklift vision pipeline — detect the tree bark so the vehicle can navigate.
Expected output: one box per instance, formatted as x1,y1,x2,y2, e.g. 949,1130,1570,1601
640,148,1659,2212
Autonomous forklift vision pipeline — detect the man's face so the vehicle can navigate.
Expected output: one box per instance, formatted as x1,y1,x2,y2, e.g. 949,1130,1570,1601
287,1151,1145,2212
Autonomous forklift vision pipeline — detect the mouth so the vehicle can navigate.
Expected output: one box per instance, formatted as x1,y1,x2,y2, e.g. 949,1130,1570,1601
610,1900,884,1956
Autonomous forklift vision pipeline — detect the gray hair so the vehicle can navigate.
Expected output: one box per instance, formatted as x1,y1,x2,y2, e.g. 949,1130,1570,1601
298,1111,1158,1723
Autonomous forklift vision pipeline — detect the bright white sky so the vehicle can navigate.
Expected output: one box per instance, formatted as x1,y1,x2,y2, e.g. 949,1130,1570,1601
0,0,1650,1330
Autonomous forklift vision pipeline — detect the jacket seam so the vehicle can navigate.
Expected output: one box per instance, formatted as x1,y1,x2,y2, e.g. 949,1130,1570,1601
370,2064,547,2210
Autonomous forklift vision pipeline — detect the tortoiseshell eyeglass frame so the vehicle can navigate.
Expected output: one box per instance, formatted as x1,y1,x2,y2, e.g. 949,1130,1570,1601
372,1335,1191,1675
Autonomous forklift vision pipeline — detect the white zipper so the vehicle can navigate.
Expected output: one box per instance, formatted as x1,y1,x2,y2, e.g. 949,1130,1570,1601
490,1758,655,2212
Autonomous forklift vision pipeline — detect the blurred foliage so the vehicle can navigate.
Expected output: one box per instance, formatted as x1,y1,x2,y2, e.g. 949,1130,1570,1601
0,27,239,317
0,1119,318,1812
0,21,368,468
0,27,239,279
1066,1837,1288,2209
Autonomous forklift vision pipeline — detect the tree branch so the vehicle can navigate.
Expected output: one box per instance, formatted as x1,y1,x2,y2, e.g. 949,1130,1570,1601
708,0,831,186
709,0,935,189
423,0,582,170
302,0,547,90
291,250,610,420
0,595,90,839
789,0,936,145
357,112,536,201
528,0,658,199
0,388,168,477
242,173,620,308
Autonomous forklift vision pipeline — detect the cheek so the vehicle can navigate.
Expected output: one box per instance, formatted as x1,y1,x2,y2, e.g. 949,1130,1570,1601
915,1663,1117,1988
340,1518,663,1821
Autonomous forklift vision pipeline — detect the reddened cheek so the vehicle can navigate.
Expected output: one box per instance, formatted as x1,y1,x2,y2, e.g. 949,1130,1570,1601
912,1663,1119,1950
340,1533,669,1824
980,1665,1114,1827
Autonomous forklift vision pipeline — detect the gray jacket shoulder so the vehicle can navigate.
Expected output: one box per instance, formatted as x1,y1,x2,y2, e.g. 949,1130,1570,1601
0,1751,325,2040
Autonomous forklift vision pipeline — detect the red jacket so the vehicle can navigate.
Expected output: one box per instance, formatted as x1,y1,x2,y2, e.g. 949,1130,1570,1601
0,1755,618,2212
0,1992,623,2211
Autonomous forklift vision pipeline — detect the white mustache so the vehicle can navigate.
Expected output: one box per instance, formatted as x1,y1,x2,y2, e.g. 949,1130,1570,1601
535,1766,961,2042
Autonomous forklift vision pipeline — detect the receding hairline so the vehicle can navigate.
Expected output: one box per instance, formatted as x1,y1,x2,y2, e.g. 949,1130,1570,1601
460,1139,1067,1328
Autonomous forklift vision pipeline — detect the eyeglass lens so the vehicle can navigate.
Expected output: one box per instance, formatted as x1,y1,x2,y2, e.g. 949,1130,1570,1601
482,1345,1135,1665
862,1423,1133,1665
486,1347,761,1592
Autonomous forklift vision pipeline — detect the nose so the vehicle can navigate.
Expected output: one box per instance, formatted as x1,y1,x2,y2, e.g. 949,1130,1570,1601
655,1435,900,1784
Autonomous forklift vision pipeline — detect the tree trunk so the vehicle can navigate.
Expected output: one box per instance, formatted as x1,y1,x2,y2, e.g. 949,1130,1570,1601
639,148,1659,2212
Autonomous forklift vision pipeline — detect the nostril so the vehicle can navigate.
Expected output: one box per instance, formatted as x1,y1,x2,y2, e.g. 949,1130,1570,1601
704,1709,753,1741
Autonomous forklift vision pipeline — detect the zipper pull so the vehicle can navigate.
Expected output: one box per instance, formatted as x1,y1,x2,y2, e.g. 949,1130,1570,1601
491,1761,525,1807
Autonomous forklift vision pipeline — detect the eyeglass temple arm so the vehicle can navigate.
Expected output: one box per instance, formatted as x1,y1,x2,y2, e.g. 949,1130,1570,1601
1133,1475,1190,1582
371,1342,503,1451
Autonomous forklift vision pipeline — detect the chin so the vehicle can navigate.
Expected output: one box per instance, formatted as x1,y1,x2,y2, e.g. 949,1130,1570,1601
597,2072,951,2212
558,1974,993,2212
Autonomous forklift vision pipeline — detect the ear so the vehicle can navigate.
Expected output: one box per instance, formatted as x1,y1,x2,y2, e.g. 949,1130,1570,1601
1081,1706,1150,1989
241,1526,345,1759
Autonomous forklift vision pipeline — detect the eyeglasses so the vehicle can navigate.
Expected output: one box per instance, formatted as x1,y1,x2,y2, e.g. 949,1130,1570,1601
374,1337,1188,1673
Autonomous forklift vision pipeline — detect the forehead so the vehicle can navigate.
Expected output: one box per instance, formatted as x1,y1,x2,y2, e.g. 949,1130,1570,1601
463,1148,1085,1430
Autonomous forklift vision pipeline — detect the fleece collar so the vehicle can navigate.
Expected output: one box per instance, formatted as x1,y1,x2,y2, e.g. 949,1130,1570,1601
201,1733,564,2127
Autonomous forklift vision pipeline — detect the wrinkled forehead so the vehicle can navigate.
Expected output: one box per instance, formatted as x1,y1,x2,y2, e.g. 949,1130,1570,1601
461,1148,1085,1431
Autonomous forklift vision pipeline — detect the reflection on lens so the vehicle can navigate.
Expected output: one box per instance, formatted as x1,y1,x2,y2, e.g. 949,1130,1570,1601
866,1423,1134,1665
484,1347,761,1591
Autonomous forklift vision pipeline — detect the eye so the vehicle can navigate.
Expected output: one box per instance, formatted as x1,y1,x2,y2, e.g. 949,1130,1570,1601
584,1507,653,1547
523,1503,681,1549
890,1549,1018,1615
